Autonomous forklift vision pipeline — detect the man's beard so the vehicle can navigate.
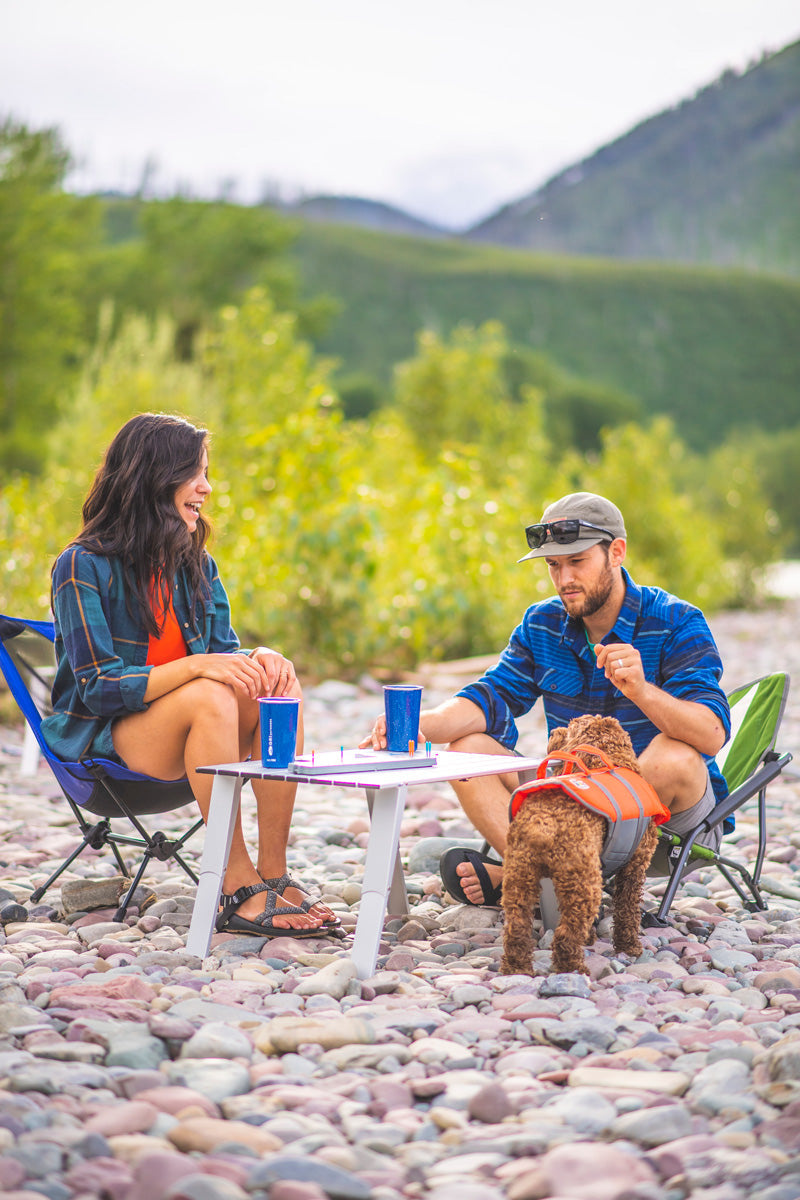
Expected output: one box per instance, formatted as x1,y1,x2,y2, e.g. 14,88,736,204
559,565,615,620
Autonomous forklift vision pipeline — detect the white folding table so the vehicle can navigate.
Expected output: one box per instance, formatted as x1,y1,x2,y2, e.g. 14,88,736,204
185,750,540,977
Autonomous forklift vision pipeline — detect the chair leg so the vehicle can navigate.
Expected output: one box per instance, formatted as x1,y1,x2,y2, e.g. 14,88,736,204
29,819,128,903
752,786,769,894
114,851,155,921
651,831,769,925
112,824,204,919
654,838,698,923
714,855,768,911
169,851,199,886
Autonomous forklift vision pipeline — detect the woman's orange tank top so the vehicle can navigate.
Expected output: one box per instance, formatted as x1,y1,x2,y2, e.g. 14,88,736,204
146,580,188,666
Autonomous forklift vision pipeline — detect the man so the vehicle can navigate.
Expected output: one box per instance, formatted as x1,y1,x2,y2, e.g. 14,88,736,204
361,492,730,906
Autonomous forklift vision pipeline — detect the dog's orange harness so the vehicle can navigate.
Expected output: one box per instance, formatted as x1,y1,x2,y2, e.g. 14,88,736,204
510,745,670,877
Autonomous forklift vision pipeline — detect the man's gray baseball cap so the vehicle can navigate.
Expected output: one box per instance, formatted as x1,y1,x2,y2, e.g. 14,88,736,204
518,492,627,562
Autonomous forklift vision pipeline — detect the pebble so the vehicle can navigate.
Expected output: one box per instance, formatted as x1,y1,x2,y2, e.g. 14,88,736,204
0,600,799,1197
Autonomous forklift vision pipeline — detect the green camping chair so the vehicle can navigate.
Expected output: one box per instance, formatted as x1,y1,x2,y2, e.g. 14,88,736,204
643,671,793,925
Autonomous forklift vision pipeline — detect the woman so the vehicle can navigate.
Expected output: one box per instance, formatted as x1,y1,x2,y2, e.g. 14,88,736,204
42,412,337,937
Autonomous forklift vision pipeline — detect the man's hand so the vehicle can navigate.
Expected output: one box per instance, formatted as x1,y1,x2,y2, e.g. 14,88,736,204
359,714,390,751
594,641,645,700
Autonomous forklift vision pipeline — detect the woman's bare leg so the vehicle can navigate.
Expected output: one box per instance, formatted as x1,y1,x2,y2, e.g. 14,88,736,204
239,683,337,923
112,678,321,930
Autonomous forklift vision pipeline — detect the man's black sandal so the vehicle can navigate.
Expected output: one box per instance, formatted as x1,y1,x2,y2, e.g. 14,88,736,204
215,883,329,938
439,847,503,907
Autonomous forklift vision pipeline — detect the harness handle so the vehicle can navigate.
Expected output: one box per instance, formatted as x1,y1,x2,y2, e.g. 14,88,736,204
536,744,617,779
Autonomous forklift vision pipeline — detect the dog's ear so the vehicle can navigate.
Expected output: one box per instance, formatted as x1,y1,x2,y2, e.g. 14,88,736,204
547,725,569,753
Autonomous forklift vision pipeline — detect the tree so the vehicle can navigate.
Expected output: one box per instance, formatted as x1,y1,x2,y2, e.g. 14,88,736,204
105,197,297,359
0,118,101,470
392,322,549,488
501,345,642,455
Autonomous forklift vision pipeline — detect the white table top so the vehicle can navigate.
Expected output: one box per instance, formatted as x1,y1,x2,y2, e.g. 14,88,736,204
196,749,541,790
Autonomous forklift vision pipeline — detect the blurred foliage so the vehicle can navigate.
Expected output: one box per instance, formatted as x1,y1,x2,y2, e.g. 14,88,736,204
750,427,800,558
393,322,550,481
91,196,310,359
0,297,783,677
704,427,800,559
500,345,642,455
555,419,784,612
336,371,387,420
0,119,102,471
0,119,332,476
292,221,800,452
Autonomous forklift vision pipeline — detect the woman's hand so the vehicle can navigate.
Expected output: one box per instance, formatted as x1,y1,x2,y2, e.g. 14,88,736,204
248,647,297,697
190,653,270,699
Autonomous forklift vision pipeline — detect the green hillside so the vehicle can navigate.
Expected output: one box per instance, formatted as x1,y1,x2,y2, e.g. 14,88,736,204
468,41,800,277
292,221,800,450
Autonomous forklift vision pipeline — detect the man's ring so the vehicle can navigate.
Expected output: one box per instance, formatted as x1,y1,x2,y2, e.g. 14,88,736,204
616,659,623,668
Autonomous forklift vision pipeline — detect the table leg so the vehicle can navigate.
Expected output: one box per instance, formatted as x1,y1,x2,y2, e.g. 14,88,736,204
351,785,408,979
365,788,410,918
185,776,243,958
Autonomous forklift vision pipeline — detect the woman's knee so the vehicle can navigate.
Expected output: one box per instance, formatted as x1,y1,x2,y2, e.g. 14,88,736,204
182,677,240,724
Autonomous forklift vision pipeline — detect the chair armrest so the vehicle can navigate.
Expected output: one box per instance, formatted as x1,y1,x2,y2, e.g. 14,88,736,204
707,751,793,829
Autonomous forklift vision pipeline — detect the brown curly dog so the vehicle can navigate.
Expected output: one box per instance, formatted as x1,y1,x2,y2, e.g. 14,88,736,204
500,714,659,977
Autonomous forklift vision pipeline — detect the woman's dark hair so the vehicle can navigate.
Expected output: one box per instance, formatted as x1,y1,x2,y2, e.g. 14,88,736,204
74,413,212,635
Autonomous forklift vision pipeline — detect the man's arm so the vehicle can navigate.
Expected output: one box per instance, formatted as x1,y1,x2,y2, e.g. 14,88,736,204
594,641,726,756
419,696,487,744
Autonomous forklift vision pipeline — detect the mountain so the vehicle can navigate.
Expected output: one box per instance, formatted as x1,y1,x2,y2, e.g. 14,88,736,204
287,194,447,239
293,222,800,451
467,40,800,277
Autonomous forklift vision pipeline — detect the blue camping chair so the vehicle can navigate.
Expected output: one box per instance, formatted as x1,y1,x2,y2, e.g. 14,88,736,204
0,614,203,920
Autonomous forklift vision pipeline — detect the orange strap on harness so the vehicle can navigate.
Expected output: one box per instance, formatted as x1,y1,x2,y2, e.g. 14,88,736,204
510,744,670,826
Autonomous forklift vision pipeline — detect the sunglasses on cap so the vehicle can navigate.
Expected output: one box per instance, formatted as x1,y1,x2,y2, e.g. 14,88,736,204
524,519,616,550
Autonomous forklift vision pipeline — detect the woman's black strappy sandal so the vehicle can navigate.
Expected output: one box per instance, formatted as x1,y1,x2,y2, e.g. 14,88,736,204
261,872,343,930
215,882,328,938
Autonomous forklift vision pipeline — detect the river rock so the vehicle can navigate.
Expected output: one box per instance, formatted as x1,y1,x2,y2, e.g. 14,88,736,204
166,1116,282,1154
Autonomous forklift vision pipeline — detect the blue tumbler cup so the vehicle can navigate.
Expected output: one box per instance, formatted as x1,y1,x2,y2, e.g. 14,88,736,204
259,697,300,768
383,685,422,754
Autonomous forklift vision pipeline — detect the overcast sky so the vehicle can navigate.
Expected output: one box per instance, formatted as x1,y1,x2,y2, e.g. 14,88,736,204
2,0,799,229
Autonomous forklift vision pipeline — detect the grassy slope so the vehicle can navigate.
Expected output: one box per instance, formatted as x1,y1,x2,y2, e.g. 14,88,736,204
292,222,800,449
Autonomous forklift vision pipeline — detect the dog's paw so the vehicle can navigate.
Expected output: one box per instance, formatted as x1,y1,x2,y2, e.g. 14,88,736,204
613,940,643,959
500,956,533,977
551,952,589,976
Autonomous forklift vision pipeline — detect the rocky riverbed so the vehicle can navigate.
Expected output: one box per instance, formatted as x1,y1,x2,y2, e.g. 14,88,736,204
0,599,799,1200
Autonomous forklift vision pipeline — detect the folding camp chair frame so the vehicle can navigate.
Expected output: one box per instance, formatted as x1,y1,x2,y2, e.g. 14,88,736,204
643,671,793,926
1,615,203,920
644,745,792,924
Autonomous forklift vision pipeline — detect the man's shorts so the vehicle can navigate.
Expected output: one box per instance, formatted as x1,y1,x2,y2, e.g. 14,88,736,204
659,771,722,853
